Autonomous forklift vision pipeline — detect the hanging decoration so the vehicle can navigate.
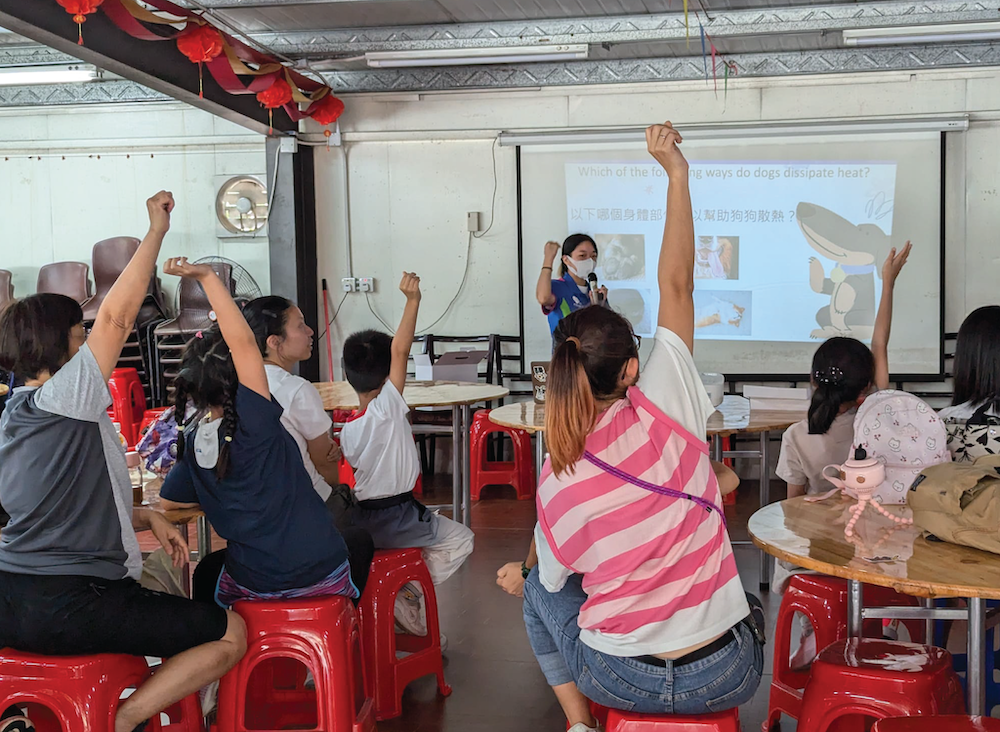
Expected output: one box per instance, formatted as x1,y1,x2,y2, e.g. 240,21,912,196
56,0,105,46
256,76,293,134
308,93,345,149
699,23,707,82
683,0,689,42
176,24,224,98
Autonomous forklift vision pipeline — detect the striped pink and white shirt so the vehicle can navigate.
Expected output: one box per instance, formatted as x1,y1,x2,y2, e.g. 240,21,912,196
535,327,748,657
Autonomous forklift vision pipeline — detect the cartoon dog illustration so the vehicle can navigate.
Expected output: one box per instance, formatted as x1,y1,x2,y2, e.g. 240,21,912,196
796,202,892,340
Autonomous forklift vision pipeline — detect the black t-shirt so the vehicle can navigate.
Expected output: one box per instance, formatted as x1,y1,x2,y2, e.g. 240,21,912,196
161,385,349,593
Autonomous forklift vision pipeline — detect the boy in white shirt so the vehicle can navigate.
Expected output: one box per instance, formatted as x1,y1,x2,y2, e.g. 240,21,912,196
340,272,475,635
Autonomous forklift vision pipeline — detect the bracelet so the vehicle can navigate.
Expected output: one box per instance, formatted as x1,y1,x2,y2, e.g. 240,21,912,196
540,266,553,271
521,561,530,579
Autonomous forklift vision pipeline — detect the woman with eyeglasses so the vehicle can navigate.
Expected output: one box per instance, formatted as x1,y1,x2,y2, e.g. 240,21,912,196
497,123,759,731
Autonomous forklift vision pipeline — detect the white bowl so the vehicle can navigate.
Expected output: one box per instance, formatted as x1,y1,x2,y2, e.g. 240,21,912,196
700,372,725,407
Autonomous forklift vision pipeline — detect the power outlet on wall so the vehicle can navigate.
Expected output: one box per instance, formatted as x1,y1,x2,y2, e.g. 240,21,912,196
341,277,358,293
467,211,482,233
359,277,375,293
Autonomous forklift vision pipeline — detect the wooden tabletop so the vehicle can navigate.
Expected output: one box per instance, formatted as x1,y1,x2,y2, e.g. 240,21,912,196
0,384,7,398
489,395,802,438
140,478,204,526
748,496,1000,600
315,380,510,411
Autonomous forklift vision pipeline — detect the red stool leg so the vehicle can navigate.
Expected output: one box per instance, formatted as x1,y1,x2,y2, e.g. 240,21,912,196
606,707,741,732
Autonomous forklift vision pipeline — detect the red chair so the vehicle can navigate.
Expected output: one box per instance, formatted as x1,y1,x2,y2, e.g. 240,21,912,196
109,367,147,447
216,596,374,732
797,638,965,731
357,548,451,720
606,707,741,732
469,409,534,501
0,650,201,732
873,717,1000,732
766,575,926,731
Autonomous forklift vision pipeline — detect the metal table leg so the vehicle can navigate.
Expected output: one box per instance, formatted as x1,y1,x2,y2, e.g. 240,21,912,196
847,579,863,637
711,435,723,462
921,597,935,645
181,523,192,598
535,430,546,475
196,515,211,561
968,597,986,716
759,430,772,589
452,405,461,522
461,404,472,528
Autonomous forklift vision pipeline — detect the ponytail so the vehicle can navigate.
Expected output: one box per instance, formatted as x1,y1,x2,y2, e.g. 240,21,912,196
215,386,238,481
545,337,597,476
806,337,874,435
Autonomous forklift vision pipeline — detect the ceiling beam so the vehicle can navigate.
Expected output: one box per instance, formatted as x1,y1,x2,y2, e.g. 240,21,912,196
0,0,292,134
322,40,1000,93
245,0,1000,56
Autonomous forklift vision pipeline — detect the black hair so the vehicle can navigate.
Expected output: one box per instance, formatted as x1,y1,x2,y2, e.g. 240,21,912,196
807,337,874,435
343,328,393,394
558,233,598,277
0,294,83,381
546,306,639,475
243,296,295,358
952,305,1000,412
172,326,238,480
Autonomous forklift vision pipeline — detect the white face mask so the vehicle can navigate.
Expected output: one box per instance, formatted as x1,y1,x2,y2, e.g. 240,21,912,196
566,257,596,280
194,417,223,470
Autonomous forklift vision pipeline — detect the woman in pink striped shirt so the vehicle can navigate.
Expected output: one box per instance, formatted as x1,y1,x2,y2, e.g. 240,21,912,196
519,123,764,731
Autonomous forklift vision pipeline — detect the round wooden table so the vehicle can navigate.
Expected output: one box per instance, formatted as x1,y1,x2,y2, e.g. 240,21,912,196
314,380,509,526
749,496,1000,715
489,395,802,586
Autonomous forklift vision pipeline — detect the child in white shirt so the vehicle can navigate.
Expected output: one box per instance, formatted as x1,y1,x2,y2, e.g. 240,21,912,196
339,273,475,635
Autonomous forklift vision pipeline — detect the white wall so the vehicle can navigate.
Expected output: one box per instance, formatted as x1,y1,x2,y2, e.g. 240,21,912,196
311,68,1000,380
0,103,269,303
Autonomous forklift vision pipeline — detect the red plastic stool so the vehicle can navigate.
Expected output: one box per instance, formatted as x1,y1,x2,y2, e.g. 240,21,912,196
874,717,1000,732
109,367,147,447
798,638,965,731
469,409,535,501
358,548,451,720
0,651,156,732
157,693,205,732
606,707,741,732
765,575,926,731
216,596,374,732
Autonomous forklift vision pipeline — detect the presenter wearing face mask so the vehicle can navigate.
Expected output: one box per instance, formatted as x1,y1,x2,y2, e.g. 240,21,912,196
536,234,610,339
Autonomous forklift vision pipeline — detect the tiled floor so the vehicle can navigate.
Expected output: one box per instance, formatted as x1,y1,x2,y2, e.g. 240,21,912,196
140,479,789,732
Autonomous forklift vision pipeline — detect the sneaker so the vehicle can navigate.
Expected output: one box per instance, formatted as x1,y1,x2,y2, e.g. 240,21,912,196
0,713,32,732
394,583,427,636
199,680,219,718
439,633,448,653
567,723,602,732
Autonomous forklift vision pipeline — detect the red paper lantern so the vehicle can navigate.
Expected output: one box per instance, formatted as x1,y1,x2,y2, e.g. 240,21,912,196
256,77,293,135
56,0,105,45
310,94,344,127
177,24,225,98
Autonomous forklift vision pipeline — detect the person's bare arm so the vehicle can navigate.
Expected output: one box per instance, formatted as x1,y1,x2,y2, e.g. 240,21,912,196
163,258,269,400
389,272,421,396
786,483,806,499
872,242,911,391
648,122,696,352
306,434,342,486
536,241,559,309
712,460,740,496
89,192,174,380
158,497,200,511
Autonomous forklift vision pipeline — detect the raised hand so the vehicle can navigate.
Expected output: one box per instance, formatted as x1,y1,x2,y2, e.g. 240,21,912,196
146,191,175,235
163,256,215,281
645,121,688,178
399,271,421,301
881,241,912,285
543,240,561,265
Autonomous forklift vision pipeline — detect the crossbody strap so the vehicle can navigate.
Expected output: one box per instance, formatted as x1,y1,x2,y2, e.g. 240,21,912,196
582,450,727,528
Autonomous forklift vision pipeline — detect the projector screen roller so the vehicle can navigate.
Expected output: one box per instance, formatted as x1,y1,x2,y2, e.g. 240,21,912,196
520,132,943,377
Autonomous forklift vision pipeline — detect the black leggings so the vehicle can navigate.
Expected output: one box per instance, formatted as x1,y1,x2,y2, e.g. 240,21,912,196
192,527,375,605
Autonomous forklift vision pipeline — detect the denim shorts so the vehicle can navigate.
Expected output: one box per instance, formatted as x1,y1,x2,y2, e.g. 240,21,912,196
522,571,764,715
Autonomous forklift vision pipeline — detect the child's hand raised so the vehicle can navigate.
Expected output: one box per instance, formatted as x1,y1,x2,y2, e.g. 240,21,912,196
163,256,216,281
881,241,912,286
646,121,688,178
399,272,421,301
146,191,175,235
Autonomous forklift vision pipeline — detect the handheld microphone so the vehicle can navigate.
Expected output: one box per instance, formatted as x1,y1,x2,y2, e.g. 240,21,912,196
587,272,604,303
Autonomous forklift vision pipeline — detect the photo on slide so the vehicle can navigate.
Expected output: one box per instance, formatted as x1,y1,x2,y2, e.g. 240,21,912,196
609,287,653,336
695,236,739,280
694,290,752,336
595,234,645,281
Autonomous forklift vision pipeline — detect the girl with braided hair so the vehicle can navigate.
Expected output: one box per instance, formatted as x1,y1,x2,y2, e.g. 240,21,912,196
158,258,373,608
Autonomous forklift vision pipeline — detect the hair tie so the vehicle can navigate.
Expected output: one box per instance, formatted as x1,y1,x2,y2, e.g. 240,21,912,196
566,336,582,349
224,435,232,443
813,365,844,385
195,330,203,339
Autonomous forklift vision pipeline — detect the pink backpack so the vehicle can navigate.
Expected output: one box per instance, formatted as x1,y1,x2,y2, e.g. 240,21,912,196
853,390,951,504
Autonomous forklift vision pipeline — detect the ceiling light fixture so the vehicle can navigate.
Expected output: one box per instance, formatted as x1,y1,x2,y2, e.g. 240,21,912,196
365,44,589,69
0,65,100,86
844,22,1000,46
